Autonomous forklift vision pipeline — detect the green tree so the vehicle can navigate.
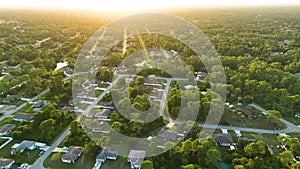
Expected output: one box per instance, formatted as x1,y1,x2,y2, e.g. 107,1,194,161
206,147,220,168
267,110,281,122
279,150,294,167
234,165,246,169
141,160,154,169
181,164,196,169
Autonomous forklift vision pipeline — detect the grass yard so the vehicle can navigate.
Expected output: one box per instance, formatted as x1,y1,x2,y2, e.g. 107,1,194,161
289,132,300,138
98,83,109,88
0,80,4,92
241,132,279,145
95,90,104,97
44,152,95,169
0,117,19,127
283,116,300,126
101,156,130,169
18,105,34,114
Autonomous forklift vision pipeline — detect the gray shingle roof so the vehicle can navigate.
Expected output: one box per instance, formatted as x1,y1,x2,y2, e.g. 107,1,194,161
158,129,178,141
96,147,118,161
0,158,14,167
128,150,146,166
0,124,16,134
212,134,233,144
13,113,33,121
62,146,84,162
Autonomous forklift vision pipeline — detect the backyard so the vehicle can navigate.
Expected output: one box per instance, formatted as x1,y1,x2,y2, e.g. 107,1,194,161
44,152,95,169
100,156,130,169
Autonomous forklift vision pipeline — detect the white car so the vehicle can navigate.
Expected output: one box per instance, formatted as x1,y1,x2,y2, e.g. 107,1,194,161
19,163,29,169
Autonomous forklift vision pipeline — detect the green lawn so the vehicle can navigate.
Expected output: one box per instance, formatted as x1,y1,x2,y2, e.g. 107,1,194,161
283,116,300,126
95,90,104,97
44,152,95,169
0,80,4,92
289,132,300,138
241,132,279,145
18,105,34,114
157,79,167,83
101,156,130,169
98,83,109,88
0,117,19,127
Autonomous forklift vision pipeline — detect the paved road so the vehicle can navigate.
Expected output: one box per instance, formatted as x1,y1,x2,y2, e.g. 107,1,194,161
197,103,300,134
121,27,127,59
198,123,279,134
249,103,300,133
30,76,120,169
89,28,106,55
0,89,50,122
30,126,70,169
159,79,174,127
0,75,72,122
84,76,121,115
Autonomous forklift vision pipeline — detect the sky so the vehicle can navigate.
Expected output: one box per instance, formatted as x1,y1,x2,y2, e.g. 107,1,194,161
1,0,300,11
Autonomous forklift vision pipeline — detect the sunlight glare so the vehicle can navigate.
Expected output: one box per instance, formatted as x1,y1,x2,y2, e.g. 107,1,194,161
1,0,300,11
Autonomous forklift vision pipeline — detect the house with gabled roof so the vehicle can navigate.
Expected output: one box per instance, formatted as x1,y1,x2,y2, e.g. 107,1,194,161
12,113,33,122
61,146,84,164
96,147,118,163
95,109,111,119
11,140,35,154
211,133,234,147
0,158,14,169
239,108,256,117
0,124,16,136
2,95,21,103
128,150,146,169
157,128,179,142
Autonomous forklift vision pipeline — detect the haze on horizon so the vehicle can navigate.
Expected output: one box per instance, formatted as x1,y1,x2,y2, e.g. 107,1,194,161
1,0,300,12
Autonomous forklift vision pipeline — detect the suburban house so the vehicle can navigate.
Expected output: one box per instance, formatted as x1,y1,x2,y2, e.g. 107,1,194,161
92,121,104,132
35,142,47,150
61,146,84,164
61,106,72,112
12,113,33,122
127,150,146,169
0,158,14,169
239,108,256,117
95,109,111,119
1,74,14,82
2,95,21,103
0,124,16,136
211,134,234,147
195,72,208,79
99,101,115,110
33,100,50,112
76,92,88,99
96,147,118,163
170,49,179,57
158,128,179,142
69,98,80,107
62,67,73,74
11,140,35,154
